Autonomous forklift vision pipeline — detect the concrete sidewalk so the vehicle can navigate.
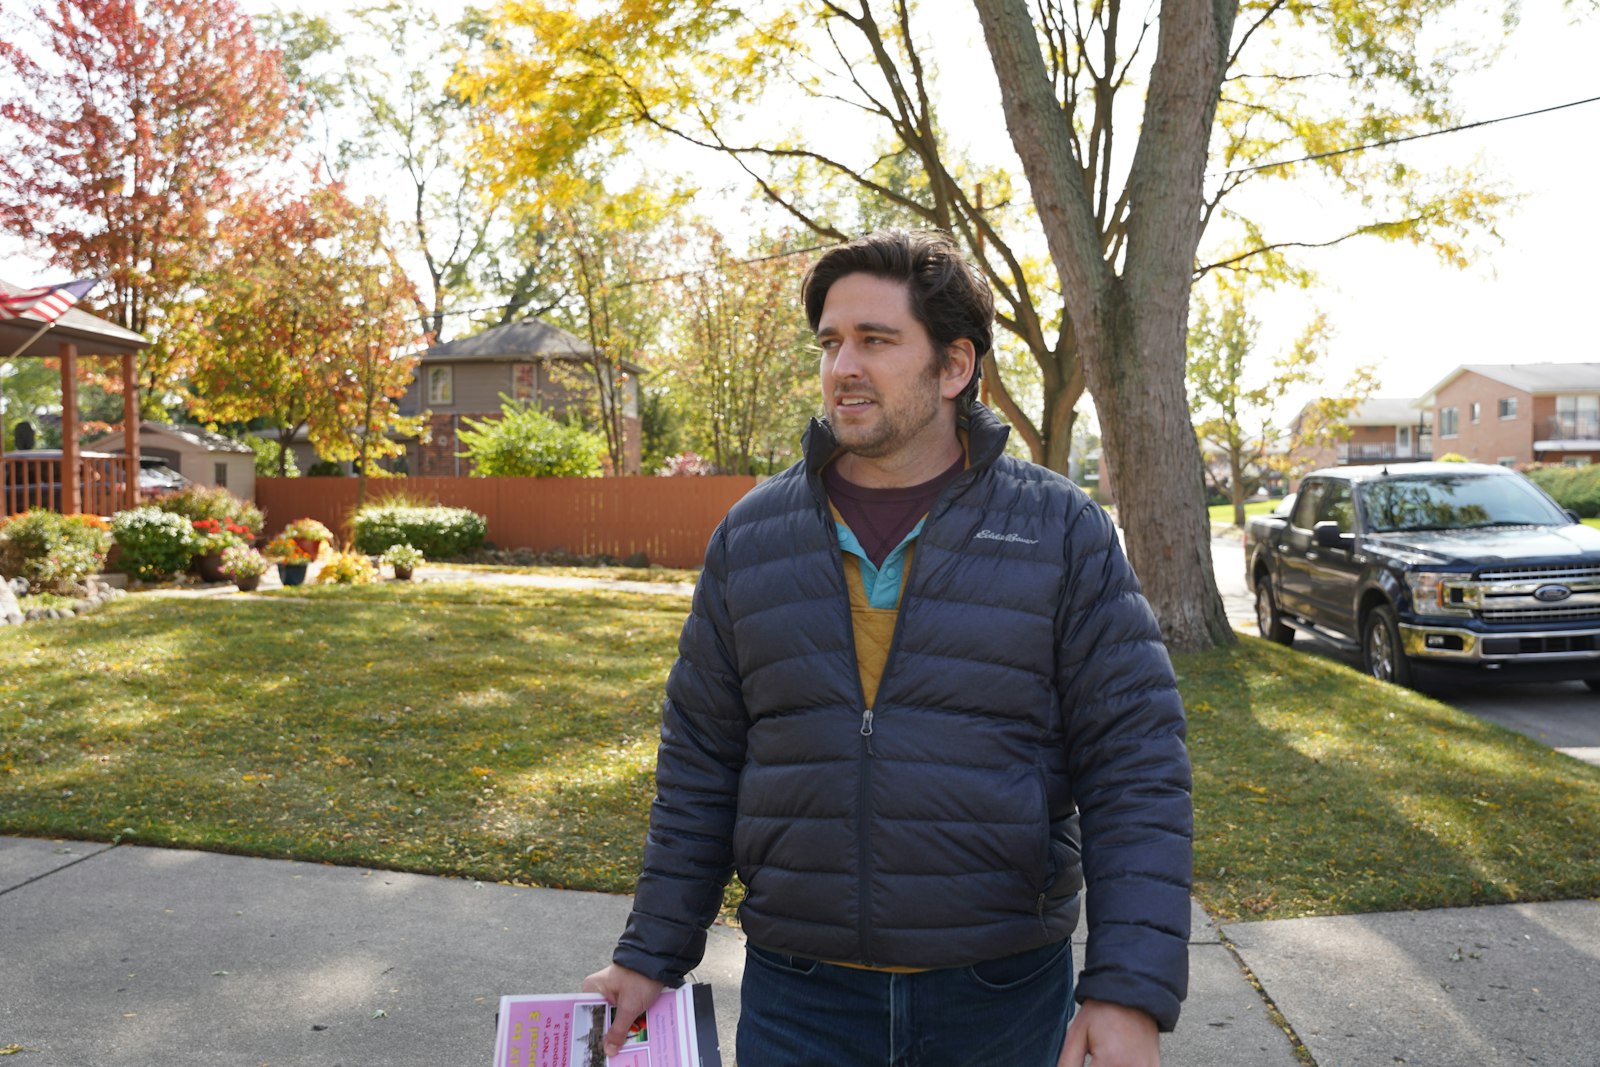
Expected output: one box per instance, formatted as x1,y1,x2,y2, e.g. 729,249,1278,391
4,836,1596,1066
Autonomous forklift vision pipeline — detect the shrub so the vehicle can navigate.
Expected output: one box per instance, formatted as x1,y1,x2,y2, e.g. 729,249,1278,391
306,459,347,477
218,545,269,579
150,483,264,535
262,536,315,564
314,550,380,585
1524,464,1600,518
351,504,486,558
0,510,112,594
1435,452,1470,463
658,451,718,476
380,542,424,569
456,397,605,477
282,517,334,543
190,518,253,555
111,507,197,580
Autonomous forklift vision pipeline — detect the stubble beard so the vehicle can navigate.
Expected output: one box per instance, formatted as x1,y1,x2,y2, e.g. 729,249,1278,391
829,367,944,460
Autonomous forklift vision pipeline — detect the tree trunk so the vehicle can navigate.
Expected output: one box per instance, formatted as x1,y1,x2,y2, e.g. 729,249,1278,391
974,0,1238,651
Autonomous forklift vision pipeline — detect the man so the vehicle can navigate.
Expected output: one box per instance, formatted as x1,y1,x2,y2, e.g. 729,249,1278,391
585,230,1191,1067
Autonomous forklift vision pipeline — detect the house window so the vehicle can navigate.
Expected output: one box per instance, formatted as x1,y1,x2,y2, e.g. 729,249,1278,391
1497,457,1517,468
512,362,537,403
1469,402,1480,423
1439,406,1459,437
1556,395,1599,439
1498,396,1518,419
214,462,228,487
427,365,453,405
1564,457,1592,468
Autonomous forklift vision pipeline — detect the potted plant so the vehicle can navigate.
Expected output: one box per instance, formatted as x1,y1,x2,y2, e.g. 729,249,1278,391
218,544,269,592
263,536,315,587
281,517,334,561
190,518,253,583
380,542,424,581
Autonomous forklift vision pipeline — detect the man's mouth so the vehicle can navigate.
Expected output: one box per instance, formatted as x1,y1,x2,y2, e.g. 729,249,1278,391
835,396,875,408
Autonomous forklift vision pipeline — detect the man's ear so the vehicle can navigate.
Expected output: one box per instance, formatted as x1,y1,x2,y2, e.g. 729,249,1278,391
940,338,977,401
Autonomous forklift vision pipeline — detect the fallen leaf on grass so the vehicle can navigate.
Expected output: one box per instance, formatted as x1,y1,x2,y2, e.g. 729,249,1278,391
0,1045,25,1055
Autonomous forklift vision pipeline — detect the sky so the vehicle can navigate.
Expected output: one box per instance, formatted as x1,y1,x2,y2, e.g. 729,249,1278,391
6,1,1598,418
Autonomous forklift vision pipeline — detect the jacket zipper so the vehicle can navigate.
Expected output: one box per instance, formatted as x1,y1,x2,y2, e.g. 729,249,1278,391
808,456,979,967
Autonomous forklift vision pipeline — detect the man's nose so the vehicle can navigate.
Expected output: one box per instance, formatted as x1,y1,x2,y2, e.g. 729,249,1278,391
831,339,867,378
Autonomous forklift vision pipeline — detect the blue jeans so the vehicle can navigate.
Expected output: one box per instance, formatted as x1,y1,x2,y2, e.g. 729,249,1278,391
736,939,1075,1067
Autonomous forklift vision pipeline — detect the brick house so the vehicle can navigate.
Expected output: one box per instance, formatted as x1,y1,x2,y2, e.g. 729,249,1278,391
397,319,644,476
1287,397,1432,474
1420,363,1600,467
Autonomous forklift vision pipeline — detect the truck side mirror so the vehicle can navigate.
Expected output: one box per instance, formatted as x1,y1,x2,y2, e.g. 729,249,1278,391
1313,520,1351,548
1567,509,1581,524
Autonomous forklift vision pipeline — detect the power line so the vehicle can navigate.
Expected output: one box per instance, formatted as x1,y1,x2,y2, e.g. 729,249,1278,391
1221,93,1600,177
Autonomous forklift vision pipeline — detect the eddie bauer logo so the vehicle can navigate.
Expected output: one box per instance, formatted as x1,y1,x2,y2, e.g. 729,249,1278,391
975,529,1039,545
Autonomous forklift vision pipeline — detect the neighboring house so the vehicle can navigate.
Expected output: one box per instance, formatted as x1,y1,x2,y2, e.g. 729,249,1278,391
1287,397,1432,474
89,421,256,500
398,318,644,475
1420,363,1600,467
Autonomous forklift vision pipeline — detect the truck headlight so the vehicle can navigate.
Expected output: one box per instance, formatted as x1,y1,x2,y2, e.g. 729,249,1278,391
1404,571,1475,616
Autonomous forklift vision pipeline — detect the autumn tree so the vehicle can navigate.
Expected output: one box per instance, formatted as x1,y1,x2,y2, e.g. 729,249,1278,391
0,0,296,408
181,184,420,486
257,1,501,344
1186,281,1375,525
669,228,818,474
305,203,427,510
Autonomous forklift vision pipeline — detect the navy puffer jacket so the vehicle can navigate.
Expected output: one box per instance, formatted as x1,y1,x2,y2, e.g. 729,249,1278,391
614,405,1192,1030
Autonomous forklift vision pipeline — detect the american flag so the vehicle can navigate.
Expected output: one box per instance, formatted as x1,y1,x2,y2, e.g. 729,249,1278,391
0,278,100,323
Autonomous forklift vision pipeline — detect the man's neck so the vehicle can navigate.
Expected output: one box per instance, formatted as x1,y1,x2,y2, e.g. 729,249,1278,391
833,430,964,489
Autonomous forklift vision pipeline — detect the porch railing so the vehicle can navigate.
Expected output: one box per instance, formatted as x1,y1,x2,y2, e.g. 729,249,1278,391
1,452,134,518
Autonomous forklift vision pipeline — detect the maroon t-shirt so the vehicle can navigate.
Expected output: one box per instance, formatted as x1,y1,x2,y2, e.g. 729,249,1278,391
823,453,967,567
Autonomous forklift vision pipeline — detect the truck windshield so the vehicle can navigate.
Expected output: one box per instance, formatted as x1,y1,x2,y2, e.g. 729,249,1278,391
1359,475,1567,533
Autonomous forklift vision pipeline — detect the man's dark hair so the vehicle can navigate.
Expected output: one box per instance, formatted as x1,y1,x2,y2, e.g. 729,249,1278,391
802,229,992,411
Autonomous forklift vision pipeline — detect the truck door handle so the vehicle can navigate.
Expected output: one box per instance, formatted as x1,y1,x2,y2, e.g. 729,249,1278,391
1277,544,1290,552
1305,550,1320,561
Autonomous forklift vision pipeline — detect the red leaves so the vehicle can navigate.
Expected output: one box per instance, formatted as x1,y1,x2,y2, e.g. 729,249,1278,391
0,0,297,390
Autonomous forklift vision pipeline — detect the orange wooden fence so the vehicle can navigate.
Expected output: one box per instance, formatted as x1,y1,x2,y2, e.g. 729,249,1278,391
255,476,760,569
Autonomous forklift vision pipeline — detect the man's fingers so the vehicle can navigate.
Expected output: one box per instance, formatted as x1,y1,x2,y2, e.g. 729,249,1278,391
1057,1014,1089,1067
603,998,647,1057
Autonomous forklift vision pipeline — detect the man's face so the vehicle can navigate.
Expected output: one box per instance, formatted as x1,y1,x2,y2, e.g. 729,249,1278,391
817,273,958,463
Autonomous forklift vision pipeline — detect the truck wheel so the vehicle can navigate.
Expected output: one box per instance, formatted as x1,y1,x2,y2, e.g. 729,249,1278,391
1362,605,1413,687
1254,578,1295,645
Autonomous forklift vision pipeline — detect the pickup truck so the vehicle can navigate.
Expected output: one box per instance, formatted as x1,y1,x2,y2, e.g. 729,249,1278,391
1246,462,1600,688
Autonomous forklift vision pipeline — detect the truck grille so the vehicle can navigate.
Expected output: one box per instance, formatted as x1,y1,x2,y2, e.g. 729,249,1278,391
1468,563,1600,625
1475,563,1600,582
1480,605,1600,623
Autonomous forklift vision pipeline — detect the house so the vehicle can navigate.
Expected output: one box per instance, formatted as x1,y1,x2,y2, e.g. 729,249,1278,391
1420,363,1600,467
1287,397,1432,474
398,318,644,475
87,421,256,500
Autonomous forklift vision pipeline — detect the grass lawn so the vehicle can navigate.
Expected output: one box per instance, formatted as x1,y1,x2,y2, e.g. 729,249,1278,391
1208,498,1284,525
4,585,1600,923
432,562,699,584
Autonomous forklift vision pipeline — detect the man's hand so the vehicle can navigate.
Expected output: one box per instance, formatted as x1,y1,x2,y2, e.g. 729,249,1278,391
581,963,665,1058
1057,999,1159,1067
